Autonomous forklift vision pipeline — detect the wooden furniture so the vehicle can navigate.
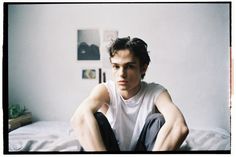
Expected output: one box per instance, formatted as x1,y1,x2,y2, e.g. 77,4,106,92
8,112,32,132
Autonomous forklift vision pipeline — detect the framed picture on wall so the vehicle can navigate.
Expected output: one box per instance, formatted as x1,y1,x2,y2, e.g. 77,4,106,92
82,69,96,79
77,29,100,60
101,30,118,68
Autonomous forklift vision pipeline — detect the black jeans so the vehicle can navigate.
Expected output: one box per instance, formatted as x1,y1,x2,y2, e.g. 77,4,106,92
91,112,165,151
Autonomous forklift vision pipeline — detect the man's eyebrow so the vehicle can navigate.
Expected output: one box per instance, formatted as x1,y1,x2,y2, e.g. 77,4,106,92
111,61,137,65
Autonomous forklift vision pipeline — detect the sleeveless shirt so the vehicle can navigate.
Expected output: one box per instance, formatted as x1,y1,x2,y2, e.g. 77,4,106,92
103,80,166,150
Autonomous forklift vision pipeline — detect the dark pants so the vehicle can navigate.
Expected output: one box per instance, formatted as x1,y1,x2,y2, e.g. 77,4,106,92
82,112,165,151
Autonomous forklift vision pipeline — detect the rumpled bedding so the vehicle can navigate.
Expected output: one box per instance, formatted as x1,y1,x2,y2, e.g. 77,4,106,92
9,121,81,152
179,128,230,151
8,121,230,152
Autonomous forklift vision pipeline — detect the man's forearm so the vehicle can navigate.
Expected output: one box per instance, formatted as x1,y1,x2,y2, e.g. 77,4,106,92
152,122,189,151
72,111,107,151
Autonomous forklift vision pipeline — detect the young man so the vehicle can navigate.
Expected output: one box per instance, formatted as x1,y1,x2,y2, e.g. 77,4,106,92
71,37,189,151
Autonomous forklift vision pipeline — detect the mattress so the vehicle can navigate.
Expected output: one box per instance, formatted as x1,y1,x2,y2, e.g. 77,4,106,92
8,121,230,152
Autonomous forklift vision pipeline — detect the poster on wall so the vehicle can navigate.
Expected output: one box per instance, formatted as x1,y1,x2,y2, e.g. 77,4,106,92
102,30,118,42
77,29,100,60
101,30,118,68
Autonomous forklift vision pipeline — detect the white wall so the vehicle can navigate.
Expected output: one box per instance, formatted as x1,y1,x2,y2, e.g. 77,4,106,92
8,3,230,133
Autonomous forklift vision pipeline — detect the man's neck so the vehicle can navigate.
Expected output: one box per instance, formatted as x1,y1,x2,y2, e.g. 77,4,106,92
119,82,142,100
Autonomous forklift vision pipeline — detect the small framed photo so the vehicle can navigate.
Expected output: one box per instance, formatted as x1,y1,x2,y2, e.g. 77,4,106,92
82,69,96,79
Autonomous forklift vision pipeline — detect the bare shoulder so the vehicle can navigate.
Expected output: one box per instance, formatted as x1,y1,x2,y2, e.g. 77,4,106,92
77,83,110,113
89,83,110,104
155,90,186,122
155,90,177,113
155,90,173,106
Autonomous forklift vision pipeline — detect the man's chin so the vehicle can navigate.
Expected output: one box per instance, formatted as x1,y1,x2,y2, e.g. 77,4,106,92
117,85,128,91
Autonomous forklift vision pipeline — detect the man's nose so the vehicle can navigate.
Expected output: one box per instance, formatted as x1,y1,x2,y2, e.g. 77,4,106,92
119,67,127,78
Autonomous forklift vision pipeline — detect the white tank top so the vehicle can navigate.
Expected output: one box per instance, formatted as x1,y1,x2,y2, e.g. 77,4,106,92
104,80,166,151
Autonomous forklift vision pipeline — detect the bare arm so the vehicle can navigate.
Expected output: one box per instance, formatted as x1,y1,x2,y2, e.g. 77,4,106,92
153,91,189,151
70,84,110,151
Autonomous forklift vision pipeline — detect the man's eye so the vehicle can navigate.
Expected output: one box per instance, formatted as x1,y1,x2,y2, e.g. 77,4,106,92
113,65,119,69
127,65,134,69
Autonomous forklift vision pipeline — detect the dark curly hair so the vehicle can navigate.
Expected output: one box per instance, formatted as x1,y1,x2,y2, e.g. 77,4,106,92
108,37,151,79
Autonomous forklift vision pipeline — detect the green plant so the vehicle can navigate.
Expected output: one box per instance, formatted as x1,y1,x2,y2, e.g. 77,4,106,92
8,104,26,119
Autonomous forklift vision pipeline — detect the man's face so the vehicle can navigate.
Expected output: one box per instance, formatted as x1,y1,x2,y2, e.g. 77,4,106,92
110,49,146,94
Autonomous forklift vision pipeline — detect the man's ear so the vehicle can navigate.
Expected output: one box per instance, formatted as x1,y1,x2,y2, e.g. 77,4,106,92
141,64,148,74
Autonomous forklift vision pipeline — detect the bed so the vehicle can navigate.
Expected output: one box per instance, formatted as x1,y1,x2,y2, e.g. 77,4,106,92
8,121,230,152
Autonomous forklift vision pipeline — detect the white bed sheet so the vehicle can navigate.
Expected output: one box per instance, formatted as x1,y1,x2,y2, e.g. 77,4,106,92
8,121,81,152
8,121,230,152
